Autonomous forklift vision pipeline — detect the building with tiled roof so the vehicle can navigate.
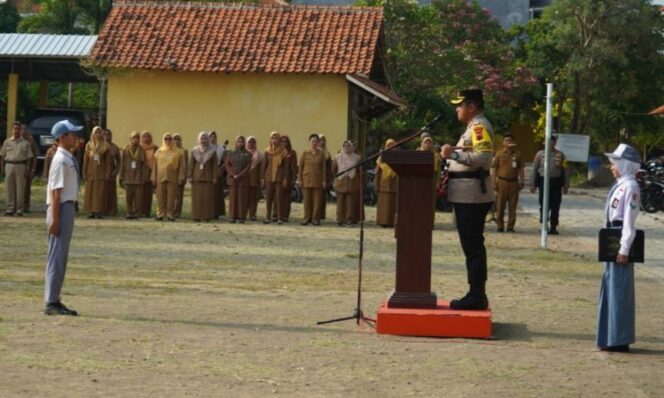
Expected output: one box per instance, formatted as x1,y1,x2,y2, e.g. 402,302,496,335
90,0,404,154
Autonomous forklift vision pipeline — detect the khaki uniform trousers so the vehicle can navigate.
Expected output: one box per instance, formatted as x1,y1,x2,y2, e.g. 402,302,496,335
5,163,26,213
496,178,519,229
229,184,249,221
264,181,283,222
303,187,323,223
175,183,185,217
124,184,143,218
247,186,260,220
141,181,154,217
156,181,178,219
336,192,359,224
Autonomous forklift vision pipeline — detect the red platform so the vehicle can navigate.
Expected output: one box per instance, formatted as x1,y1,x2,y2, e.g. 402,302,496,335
376,299,492,338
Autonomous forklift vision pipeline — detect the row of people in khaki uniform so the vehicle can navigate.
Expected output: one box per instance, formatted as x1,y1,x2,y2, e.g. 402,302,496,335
40,127,366,226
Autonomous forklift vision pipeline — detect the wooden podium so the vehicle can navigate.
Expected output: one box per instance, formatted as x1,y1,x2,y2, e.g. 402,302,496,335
381,150,437,309
376,149,492,339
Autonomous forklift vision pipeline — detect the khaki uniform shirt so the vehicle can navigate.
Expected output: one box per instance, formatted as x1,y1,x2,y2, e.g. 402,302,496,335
531,149,570,189
1,137,33,162
190,152,218,183
299,149,327,189
152,148,186,184
447,113,495,203
492,148,523,180
83,149,112,182
120,145,147,185
264,152,287,183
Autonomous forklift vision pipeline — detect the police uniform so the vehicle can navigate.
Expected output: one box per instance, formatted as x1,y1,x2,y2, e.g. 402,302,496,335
492,146,524,231
596,144,641,352
1,135,34,215
446,91,494,310
531,145,570,233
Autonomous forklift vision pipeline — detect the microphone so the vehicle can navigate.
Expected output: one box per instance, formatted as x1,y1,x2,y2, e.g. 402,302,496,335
424,114,444,130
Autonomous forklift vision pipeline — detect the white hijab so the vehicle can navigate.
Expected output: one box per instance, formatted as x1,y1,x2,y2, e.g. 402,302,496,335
610,158,640,179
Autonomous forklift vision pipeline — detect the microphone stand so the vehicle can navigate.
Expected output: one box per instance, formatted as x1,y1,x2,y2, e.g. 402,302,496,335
316,114,444,327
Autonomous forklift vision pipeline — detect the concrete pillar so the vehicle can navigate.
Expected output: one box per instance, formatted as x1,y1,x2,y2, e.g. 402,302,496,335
7,73,18,135
39,80,49,108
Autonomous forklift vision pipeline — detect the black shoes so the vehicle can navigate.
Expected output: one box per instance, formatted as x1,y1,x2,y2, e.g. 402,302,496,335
450,292,489,310
507,228,515,233
496,227,504,232
549,228,559,235
44,302,78,316
600,345,629,353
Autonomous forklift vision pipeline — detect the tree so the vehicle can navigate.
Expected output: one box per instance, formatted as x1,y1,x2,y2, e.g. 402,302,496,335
358,0,538,151
512,0,664,152
0,2,20,33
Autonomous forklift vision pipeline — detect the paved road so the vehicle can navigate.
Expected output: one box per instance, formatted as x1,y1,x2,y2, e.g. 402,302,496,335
519,188,664,280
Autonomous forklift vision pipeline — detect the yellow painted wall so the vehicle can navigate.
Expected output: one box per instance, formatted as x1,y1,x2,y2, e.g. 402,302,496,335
107,70,349,155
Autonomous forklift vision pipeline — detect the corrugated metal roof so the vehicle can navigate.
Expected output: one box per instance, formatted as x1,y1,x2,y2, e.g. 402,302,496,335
0,34,97,58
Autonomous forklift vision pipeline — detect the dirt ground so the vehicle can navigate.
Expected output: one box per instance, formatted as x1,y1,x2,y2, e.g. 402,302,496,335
1,184,663,397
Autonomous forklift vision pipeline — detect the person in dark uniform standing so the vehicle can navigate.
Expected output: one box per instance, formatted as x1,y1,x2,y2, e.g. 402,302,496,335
491,134,525,232
530,135,570,235
22,124,39,213
440,89,494,310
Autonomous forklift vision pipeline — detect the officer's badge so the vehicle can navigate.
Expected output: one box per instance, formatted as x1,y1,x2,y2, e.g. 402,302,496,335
630,193,639,209
611,198,619,209
471,125,492,153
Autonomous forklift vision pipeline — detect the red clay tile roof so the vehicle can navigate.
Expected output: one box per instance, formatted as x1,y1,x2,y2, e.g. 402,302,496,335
90,1,383,74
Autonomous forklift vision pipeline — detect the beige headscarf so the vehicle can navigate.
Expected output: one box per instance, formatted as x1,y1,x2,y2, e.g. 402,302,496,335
86,126,109,156
377,138,397,181
265,131,287,181
247,135,264,170
192,131,214,164
336,140,360,180
125,131,145,161
156,132,181,169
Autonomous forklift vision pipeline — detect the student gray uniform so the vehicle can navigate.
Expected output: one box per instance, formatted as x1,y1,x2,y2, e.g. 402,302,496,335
44,120,83,316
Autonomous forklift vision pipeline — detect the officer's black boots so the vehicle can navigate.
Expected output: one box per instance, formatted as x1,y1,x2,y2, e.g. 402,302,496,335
450,283,489,310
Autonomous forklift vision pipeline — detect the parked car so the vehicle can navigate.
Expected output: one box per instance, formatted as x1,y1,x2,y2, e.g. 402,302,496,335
27,108,97,172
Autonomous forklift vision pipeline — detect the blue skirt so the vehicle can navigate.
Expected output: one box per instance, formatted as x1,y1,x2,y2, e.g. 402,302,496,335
596,261,635,347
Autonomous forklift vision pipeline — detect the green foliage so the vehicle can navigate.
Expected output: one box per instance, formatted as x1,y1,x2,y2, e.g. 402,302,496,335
360,0,538,151
513,0,664,154
0,3,20,33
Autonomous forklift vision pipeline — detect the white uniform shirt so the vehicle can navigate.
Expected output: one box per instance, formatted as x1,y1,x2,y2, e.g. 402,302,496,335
605,175,640,256
46,147,79,205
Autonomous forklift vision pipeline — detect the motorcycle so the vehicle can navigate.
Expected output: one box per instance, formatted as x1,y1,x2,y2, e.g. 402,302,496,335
637,169,664,213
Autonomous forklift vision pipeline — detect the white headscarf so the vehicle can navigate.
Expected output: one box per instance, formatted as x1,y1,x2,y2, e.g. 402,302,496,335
610,157,640,179
192,132,215,164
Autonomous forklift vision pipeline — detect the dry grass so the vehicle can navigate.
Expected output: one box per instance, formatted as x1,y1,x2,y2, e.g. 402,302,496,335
1,183,663,397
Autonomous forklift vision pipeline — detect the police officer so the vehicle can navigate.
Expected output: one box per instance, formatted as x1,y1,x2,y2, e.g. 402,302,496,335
0,121,34,216
440,89,494,310
492,134,525,232
530,135,570,235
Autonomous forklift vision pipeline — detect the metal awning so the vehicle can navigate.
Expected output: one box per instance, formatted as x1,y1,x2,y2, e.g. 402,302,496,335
0,34,98,82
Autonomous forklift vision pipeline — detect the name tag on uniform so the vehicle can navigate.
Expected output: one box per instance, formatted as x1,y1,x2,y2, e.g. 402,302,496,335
94,154,100,161
131,161,137,169
611,198,619,209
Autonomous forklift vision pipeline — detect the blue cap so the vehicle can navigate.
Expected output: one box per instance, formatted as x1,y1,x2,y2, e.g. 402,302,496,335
51,120,83,139
604,143,641,163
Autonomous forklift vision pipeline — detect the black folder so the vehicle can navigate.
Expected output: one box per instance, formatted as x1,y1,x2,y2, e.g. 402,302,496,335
598,228,644,263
